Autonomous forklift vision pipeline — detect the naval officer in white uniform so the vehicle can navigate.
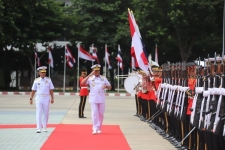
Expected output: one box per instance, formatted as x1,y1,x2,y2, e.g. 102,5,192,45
81,64,111,134
30,66,54,133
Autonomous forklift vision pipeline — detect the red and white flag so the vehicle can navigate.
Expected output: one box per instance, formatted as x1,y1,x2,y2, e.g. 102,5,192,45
78,46,95,61
128,9,149,74
155,44,158,64
65,45,76,68
91,44,100,63
48,46,54,68
105,45,112,69
116,45,123,70
34,44,41,67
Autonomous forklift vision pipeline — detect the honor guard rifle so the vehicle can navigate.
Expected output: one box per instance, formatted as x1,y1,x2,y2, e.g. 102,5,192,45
166,63,173,113
168,63,178,117
157,64,165,110
199,58,210,129
180,62,189,121
174,62,181,118
205,54,218,131
161,62,170,112
175,62,183,119
213,56,225,136
207,53,220,131
168,63,177,116
203,55,213,130
191,58,204,127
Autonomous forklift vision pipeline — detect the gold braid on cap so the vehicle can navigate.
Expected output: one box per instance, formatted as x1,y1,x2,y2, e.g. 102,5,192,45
138,70,146,75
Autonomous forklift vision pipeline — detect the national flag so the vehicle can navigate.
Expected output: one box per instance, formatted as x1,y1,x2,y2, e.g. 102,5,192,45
78,46,95,61
34,44,41,67
105,45,112,69
128,9,149,74
131,56,139,69
116,45,123,70
155,44,158,64
48,46,54,68
65,45,76,68
91,44,100,63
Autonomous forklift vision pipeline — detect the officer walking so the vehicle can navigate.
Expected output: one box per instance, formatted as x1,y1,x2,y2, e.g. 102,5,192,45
81,64,111,134
29,66,54,133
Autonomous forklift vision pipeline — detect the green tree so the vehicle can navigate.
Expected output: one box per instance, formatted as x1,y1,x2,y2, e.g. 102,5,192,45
70,0,134,90
131,0,223,62
0,0,73,88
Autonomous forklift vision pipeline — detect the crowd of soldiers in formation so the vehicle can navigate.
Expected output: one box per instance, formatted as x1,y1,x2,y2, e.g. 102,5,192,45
133,55,225,150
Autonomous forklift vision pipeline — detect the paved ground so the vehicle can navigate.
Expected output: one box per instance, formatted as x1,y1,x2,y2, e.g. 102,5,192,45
0,94,176,150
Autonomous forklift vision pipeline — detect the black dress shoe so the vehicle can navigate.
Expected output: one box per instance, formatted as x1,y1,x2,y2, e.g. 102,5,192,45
165,136,173,140
181,146,188,150
162,134,170,138
174,144,182,148
79,116,87,118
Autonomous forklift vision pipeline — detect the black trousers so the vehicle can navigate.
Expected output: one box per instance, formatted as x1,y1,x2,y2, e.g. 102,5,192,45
205,131,213,150
212,133,225,150
149,100,156,119
135,94,139,115
138,97,143,115
142,99,148,119
79,96,87,117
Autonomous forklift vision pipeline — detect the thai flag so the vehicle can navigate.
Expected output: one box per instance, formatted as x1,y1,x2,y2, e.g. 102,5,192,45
128,9,149,74
34,44,41,67
78,46,95,61
48,46,54,68
105,45,112,69
91,44,100,63
116,45,123,70
65,45,76,68
131,56,138,69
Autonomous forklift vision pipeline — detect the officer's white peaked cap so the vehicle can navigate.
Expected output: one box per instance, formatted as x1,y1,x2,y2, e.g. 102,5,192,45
91,64,101,71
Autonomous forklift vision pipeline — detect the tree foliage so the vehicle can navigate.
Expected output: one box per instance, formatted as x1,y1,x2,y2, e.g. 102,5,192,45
0,0,225,89
0,0,72,87
132,0,224,62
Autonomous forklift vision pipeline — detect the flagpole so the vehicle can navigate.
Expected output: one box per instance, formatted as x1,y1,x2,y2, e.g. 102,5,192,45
155,44,158,64
121,69,123,85
92,43,94,66
48,63,50,78
48,46,50,78
77,43,81,93
117,44,120,93
63,46,66,93
223,0,225,57
105,44,107,77
34,55,36,78
117,62,119,93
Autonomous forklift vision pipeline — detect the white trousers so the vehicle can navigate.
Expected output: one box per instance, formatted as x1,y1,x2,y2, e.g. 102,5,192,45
91,103,105,131
35,96,50,129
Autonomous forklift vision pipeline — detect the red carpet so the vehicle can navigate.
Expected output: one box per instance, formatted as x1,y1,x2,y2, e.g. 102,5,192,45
0,124,58,128
41,124,131,150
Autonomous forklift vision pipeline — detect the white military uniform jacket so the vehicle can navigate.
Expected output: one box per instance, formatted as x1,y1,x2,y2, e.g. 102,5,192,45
32,77,54,99
86,75,111,103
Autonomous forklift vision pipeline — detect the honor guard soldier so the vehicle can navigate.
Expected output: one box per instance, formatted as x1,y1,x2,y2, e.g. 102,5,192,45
78,69,89,118
81,64,111,134
29,66,54,133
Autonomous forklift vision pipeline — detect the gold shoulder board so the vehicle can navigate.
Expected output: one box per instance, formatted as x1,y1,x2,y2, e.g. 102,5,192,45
35,77,40,81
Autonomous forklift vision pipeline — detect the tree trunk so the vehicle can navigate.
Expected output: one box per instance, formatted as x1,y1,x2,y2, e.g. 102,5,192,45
178,37,196,62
